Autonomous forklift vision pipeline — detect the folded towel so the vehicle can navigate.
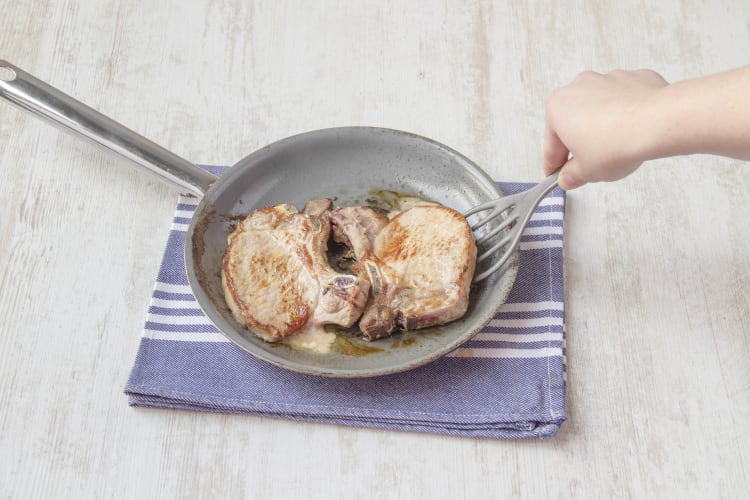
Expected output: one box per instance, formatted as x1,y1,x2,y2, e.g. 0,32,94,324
125,167,567,439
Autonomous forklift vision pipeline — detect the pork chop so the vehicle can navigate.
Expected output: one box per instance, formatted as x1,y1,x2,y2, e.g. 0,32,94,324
221,200,370,344
338,205,477,340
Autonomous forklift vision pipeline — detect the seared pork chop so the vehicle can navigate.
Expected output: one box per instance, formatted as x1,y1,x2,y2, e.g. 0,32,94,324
356,205,476,340
223,196,477,348
222,200,369,343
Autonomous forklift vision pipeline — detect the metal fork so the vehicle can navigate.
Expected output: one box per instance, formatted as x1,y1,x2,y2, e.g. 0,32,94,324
465,171,560,282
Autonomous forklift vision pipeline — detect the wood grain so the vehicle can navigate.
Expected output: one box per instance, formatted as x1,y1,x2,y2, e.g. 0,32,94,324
1,0,748,498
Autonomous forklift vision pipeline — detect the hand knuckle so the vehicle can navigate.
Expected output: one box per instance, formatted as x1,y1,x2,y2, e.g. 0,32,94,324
574,70,598,81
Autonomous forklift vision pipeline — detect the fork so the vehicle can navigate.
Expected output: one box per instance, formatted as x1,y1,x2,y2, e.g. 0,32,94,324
465,170,561,282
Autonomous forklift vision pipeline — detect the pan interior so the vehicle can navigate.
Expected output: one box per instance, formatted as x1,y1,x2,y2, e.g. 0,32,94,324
187,127,518,377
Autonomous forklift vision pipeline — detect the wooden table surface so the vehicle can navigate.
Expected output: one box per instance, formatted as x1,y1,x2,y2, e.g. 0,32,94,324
1,1,748,498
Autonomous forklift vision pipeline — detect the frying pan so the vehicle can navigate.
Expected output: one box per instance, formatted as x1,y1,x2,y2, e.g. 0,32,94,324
0,60,519,377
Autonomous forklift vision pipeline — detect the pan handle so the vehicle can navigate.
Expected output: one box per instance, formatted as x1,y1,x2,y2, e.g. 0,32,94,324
0,60,216,197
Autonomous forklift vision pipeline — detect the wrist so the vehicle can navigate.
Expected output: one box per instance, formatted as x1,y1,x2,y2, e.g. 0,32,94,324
631,85,688,163
641,67,750,162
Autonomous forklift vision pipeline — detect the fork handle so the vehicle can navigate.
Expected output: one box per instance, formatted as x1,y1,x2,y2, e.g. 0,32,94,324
508,170,560,242
501,170,560,212
520,170,560,208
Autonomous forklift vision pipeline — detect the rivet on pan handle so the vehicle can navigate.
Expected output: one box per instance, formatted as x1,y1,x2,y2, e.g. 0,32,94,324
0,60,216,197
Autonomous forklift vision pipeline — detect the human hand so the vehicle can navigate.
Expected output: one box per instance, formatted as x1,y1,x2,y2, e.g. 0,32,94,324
543,69,669,190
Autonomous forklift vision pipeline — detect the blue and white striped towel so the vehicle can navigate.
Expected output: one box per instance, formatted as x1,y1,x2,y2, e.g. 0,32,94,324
125,169,567,439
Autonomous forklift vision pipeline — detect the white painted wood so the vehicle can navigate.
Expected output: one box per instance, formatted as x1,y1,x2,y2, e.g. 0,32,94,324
1,0,748,498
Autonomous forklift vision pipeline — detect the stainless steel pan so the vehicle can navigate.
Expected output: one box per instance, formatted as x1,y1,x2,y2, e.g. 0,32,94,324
0,61,518,377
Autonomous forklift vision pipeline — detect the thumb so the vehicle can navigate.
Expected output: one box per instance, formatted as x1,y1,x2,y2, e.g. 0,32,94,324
557,156,587,190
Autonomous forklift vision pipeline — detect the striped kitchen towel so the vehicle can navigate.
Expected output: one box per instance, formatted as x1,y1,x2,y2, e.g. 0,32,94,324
125,171,567,439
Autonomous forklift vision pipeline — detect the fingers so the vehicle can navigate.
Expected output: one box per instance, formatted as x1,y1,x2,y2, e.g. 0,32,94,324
633,68,669,85
574,69,601,81
542,67,663,189
543,122,569,176
556,156,587,190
